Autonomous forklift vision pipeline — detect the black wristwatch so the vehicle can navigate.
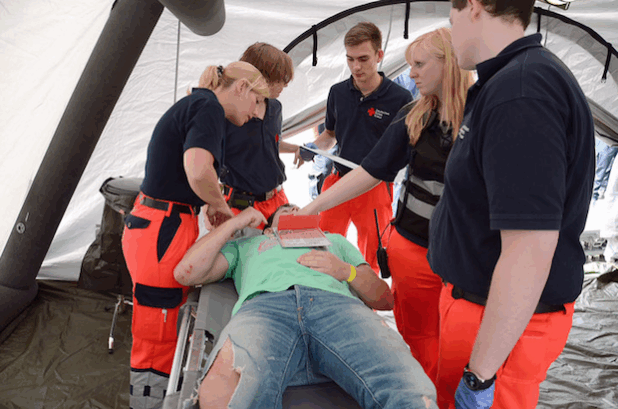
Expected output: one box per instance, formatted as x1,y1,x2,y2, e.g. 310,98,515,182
462,365,496,391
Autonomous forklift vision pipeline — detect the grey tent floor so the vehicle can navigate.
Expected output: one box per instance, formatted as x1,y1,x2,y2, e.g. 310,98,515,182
0,281,131,409
1,275,617,409
537,270,618,409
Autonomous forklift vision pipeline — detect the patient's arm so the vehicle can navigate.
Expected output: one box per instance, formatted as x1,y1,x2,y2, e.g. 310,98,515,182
297,250,394,310
174,207,267,287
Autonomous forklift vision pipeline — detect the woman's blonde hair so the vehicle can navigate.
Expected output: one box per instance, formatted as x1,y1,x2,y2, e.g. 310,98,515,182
404,27,474,145
197,61,270,98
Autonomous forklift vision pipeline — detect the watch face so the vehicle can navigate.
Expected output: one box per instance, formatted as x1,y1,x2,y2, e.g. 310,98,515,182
463,371,481,390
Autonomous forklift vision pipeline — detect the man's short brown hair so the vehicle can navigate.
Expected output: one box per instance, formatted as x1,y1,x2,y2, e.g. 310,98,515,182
451,0,536,29
240,42,294,85
344,22,382,52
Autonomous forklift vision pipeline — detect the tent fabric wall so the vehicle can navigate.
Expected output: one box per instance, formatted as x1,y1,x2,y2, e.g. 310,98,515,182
1,0,617,281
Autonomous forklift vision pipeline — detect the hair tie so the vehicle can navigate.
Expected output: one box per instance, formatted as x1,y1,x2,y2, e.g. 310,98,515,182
217,65,224,77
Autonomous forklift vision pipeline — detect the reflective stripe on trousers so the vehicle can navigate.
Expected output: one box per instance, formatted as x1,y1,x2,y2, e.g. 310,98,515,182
130,369,169,409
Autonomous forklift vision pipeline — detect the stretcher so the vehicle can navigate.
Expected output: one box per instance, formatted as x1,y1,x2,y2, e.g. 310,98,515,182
162,279,362,409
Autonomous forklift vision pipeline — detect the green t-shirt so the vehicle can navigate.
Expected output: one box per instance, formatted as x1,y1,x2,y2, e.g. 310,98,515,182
221,233,367,315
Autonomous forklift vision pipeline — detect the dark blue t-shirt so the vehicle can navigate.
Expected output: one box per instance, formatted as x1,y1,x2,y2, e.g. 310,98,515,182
427,34,595,305
325,73,412,175
141,88,226,206
221,99,286,194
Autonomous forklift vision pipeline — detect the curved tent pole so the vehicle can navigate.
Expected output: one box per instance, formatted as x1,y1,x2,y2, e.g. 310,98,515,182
0,0,227,333
284,0,617,64
283,0,446,54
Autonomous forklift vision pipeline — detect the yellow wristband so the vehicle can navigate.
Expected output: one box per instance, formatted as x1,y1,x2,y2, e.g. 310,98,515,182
346,265,356,283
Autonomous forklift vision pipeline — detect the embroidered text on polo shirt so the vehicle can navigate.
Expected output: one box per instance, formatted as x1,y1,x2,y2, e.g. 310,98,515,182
368,107,391,119
458,125,470,140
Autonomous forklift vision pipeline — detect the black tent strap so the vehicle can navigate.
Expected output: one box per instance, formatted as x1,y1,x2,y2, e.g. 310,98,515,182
404,1,411,39
603,48,611,82
312,25,318,66
536,10,542,33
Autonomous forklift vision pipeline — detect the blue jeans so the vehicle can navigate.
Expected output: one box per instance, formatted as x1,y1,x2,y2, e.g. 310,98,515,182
202,285,437,409
593,139,618,200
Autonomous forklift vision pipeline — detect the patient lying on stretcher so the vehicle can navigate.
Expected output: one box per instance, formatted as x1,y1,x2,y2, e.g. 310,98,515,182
174,205,437,409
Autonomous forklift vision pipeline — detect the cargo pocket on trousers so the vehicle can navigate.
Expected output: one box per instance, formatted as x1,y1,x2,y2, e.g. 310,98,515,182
133,283,183,342
124,214,151,229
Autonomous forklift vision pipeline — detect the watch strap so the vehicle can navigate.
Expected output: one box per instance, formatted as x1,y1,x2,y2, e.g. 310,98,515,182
463,364,496,391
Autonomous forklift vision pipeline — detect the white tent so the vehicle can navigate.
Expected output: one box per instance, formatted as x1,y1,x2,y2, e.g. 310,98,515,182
0,0,617,321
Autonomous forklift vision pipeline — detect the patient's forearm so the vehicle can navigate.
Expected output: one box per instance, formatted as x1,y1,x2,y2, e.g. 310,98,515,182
175,208,266,286
174,219,238,286
350,264,394,310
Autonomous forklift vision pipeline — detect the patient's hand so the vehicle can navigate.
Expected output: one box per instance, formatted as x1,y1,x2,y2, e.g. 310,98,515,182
297,250,349,282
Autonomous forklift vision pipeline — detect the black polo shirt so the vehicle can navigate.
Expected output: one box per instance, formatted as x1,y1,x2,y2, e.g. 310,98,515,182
221,99,286,194
427,34,595,305
141,88,226,206
325,73,412,174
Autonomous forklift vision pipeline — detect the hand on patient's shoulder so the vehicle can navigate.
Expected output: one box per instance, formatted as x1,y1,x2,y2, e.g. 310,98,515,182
297,249,349,281
206,203,235,228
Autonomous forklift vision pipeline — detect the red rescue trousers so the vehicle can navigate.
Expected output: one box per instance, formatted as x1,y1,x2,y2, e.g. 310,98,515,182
386,228,442,382
122,194,199,377
228,187,289,228
319,173,392,273
436,282,575,409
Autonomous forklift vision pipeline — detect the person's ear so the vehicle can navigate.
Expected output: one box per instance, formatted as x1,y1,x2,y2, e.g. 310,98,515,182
468,0,483,21
377,49,384,64
235,78,249,96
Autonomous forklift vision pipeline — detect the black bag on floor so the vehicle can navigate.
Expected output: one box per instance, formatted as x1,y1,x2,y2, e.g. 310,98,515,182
78,177,142,297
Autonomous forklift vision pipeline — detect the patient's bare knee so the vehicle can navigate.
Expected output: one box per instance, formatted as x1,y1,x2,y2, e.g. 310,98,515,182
199,338,240,409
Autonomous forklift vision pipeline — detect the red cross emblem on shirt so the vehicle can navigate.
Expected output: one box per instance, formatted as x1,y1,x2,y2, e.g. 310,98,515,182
367,107,376,116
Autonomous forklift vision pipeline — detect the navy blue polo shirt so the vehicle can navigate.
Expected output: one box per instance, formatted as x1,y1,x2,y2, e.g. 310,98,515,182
361,108,411,183
325,73,412,174
141,88,226,206
221,99,286,194
427,34,595,305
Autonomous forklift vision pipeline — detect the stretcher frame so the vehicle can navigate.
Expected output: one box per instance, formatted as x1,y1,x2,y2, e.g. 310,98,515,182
162,279,362,409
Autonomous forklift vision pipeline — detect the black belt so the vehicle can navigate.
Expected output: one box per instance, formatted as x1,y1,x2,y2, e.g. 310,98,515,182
140,196,199,215
223,185,282,203
450,284,565,314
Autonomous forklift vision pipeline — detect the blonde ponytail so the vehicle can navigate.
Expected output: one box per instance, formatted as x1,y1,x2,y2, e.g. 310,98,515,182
198,65,222,90
192,62,270,98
